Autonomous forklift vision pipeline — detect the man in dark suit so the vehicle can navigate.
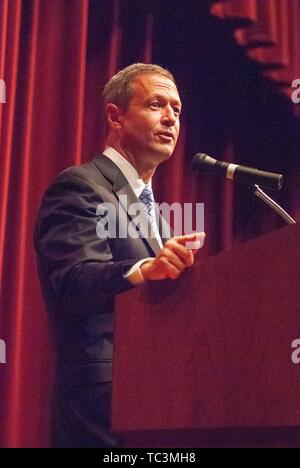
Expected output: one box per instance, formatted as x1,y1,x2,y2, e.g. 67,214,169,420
34,63,204,447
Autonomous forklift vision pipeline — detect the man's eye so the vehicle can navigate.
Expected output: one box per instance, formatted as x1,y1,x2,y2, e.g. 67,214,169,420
150,102,160,108
173,107,181,115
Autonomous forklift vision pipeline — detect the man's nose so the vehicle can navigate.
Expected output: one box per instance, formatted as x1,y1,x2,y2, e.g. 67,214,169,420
161,106,177,126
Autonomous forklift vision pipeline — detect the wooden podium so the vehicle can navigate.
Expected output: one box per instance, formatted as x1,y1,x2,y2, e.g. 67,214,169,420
112,225,300,447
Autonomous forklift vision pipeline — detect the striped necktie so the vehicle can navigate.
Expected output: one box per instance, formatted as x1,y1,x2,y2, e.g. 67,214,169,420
139,184,155,225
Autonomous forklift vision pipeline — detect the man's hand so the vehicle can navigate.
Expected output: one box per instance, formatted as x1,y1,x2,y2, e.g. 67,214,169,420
140,232,205,281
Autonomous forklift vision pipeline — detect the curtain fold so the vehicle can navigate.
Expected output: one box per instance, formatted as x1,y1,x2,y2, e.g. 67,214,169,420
0,0,90,448
5,0,41,448
0,0,299,447
212,0,300,87
0,0,22,286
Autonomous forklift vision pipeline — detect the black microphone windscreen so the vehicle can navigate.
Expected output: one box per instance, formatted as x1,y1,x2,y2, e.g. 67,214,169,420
191,153,218,173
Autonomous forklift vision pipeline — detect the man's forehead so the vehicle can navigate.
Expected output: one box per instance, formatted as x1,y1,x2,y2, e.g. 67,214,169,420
132,73,180,98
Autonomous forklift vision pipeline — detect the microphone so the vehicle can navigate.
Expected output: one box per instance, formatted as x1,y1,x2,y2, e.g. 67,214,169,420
192,153,283,191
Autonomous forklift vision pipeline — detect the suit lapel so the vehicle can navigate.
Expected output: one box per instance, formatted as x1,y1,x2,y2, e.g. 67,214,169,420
155,204,173,245
93,155,162,256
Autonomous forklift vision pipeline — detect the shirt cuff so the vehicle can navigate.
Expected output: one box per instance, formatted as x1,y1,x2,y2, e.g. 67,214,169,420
123,258,154,285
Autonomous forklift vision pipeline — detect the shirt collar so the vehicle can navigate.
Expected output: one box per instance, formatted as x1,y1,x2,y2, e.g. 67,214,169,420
103,146,152,198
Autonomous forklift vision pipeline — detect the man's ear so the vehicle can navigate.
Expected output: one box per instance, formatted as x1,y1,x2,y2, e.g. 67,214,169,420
106,103,124,130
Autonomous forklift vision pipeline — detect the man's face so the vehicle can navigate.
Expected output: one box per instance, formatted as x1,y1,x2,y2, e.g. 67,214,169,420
118,73,181,166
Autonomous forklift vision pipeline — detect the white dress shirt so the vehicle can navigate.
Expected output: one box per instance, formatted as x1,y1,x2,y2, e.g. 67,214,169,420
103,147,163,284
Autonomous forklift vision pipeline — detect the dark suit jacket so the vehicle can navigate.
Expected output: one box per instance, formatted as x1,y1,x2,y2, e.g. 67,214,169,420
34,154,170,447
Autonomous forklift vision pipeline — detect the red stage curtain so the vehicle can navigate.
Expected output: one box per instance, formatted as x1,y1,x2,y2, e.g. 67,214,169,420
212,0,300,88
0,0,90,448
0,0,299,448
0,0,157,449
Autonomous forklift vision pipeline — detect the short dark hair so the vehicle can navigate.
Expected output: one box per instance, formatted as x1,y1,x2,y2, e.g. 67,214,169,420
103,63,176,111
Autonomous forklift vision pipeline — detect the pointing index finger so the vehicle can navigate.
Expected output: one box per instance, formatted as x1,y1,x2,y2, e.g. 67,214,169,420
175,232,206,250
